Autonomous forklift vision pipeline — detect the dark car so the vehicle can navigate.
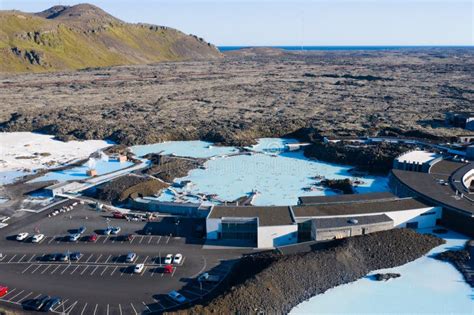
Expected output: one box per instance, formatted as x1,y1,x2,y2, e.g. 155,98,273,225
69,252,82,261
24,295,49,311
78,226,86,234
43,254,58,262
56,253,69,262
41,297,61,312
122,233,134,242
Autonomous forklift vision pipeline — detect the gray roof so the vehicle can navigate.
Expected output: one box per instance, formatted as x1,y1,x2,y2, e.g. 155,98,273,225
391,168,474,215
209,206,294,226
292,197,431,218
298,192,397,205
313,214,393,229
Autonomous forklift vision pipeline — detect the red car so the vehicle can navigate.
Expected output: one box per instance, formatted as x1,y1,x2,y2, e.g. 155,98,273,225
163,265,173,274
0,286,8,298
88,234,98,242
112,212,125,219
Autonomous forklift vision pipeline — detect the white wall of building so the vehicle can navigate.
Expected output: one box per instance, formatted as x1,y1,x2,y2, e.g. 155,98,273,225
257,225,298,248
384,206,441,228
206,218,221,240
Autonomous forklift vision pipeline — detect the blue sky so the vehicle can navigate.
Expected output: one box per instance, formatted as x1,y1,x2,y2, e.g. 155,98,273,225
2,0,473,46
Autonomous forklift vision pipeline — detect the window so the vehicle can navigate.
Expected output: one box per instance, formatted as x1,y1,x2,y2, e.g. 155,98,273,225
420,211,436,216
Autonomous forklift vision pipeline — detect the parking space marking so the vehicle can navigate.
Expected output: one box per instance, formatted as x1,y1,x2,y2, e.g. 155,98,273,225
142,302,151,313
104,254,112,264
15,291,33,303
156,236,161,244
18,254,26,262
148,237,153,244
100,266,109,276
130,303,138,315
1,288,16,299
107,304,109,315
129,236,136,244
70,265,80,275
0,254,7,262
140,266,148,277
84,254,94,263
90,265,99,275
139,236,144,244
65,300,78,314
27,254,36,263
80,265,90,275
21,264,34,274
50,264,62,274
7,254,17,263
102,236,109,244
31,264,43,274
32,293,42,299
119,303,123,315
48,236,56,244
60,264,71,274
7,290,24,302
93,304,98,315
166,236,171,244
80,302,88,315
94,254,103,263
110,266,118,276
51,299,68,312
171,266,177,277
40,264,52,274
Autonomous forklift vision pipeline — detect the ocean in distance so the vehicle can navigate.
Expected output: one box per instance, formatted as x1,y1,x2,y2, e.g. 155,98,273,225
218,45,473,52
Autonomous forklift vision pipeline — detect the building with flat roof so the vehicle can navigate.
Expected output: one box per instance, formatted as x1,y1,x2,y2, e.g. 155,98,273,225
298,192,398,205
311,214,394,241
393,150,441,172
206,206,297,248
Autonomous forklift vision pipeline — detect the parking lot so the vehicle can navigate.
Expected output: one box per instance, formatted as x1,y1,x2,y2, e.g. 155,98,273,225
0,201,249,314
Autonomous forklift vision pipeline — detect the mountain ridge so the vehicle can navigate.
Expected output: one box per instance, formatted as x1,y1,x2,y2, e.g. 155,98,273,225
0,3,222,72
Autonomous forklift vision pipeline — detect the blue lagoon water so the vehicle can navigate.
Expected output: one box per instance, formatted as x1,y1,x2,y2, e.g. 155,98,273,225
30,160,134,183
290,229,473,315
144,138,388,206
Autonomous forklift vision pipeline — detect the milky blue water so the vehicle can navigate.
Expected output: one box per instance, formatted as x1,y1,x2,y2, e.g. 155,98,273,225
291,229,473,315
0,170,32,185
144,138,388,206
30,160,134,183
131,140,238,158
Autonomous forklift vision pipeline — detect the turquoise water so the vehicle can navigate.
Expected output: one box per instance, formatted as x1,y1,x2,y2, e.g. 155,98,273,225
291,229,473,315
149,138,388,206
131,140,238,158
30,160,134,183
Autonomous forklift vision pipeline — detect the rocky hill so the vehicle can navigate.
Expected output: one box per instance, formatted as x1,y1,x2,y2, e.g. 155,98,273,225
0,3,221,72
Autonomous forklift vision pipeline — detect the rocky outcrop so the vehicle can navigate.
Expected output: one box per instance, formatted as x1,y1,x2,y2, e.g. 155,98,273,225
373,273,401,281
319,178,354,194
176,229,444,314
95,175,168,203
144,154,206,183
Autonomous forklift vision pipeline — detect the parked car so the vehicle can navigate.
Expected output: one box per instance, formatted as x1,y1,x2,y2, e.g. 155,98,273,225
56,253,69,262
112,211,125,219
78,226,86,234
88,234,98,242
125,252,137,263
69,252,82,261
197,273,220,283
43,254,58,262
133,263,144,274
164,254,173,264
103,227,113,235
16,232,29,241
167,291,186,304
69,233,81,242
25,295,49,311
173,254,183,265
111,226,121,235
123,234,134,242
31,234,45,243
163,265,173,274
41,297,61,312
0,286,8,298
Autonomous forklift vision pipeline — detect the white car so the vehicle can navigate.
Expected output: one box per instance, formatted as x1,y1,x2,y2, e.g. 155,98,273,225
111,227,121,235
69,233,81,242
133,263,144,274
125,252,137,263
173,254,183,265
31,234,45,243
164,254,173,264
167,291,186,304
16,232,29,241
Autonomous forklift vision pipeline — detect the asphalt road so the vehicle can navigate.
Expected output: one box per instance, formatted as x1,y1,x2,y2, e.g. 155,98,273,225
0,203,249,314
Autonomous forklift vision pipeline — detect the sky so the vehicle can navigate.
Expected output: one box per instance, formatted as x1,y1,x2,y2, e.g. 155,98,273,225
1,0,473,46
